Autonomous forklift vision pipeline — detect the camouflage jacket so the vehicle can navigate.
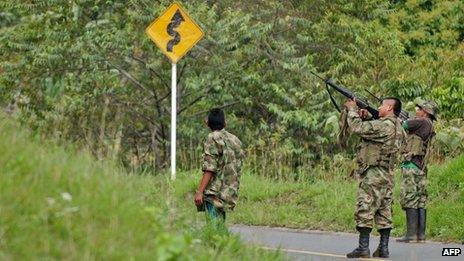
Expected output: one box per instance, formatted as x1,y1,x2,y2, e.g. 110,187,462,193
346,107,405,176
202,129,244,211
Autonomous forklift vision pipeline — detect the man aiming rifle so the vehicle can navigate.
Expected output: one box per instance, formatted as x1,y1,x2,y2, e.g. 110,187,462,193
311,73,406,258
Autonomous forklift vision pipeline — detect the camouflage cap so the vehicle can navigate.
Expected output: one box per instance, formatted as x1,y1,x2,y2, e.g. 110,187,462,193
416,100,438,120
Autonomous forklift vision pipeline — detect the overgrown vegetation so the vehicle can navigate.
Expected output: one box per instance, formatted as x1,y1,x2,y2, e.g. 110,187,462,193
1,1,463,177
0,114,281,260
0,111,460,261
174,154,464,243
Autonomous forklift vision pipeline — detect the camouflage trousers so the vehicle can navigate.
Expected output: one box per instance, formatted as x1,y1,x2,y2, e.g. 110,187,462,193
355,166,393,229
400,165,427,209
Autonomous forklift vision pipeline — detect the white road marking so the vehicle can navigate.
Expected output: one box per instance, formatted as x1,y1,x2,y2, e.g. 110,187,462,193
261,246,390,260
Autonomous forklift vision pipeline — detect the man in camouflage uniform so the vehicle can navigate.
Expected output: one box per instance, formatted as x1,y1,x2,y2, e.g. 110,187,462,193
194,108,244,225
397,100,437,243
344,97,404,258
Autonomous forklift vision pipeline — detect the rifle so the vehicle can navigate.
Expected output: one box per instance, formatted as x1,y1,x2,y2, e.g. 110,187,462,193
309,71,409,121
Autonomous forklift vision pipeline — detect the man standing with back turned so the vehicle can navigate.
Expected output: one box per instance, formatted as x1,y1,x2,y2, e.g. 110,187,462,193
344,97,404,258
397,100,437,243
194,108,244,228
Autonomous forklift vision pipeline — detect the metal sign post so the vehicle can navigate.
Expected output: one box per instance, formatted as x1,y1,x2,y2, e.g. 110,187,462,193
146,2,204,180
170,63,177,180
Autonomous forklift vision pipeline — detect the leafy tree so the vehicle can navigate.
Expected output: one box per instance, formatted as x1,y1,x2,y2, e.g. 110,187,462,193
1,0,462,175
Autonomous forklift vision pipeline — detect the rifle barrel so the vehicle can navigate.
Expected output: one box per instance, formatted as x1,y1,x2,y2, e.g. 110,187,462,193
309,71,326,81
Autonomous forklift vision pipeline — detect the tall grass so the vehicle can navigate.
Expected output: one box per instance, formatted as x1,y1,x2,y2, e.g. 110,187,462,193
0,115,282,260
174,154,464,242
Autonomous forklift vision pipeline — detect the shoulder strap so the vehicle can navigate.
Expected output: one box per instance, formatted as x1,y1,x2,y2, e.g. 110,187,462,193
326,83,341,112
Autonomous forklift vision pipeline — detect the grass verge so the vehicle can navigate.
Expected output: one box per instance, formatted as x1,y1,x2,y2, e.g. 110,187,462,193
0,115,282,260
174,155,464,243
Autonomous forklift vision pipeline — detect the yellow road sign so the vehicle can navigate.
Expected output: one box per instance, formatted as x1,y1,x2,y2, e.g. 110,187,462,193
146,2,204,63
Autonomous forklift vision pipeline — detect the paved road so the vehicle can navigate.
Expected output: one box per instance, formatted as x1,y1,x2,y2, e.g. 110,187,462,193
231,225,463,261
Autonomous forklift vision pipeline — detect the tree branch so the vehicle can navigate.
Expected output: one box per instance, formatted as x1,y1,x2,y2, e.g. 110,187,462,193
105,60,155,97
129,54,170,89
177,86,214,115
186,101,241,118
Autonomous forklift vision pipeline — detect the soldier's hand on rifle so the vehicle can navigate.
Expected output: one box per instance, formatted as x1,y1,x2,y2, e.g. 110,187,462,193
344,99,357,109
358,109,369,120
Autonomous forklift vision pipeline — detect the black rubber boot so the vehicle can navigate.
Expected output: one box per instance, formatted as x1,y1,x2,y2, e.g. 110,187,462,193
373,228,391,258
397,208,418,242
417,208,426,242
347,227,371,258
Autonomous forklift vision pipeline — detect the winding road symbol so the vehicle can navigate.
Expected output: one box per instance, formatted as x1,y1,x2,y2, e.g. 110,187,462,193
166,10,185,52
145,2,204,63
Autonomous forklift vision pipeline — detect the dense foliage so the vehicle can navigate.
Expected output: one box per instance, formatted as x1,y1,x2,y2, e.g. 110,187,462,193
1,0,463,175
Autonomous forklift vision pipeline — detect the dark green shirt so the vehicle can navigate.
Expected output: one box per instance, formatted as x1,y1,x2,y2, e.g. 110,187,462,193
402,118,433,169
